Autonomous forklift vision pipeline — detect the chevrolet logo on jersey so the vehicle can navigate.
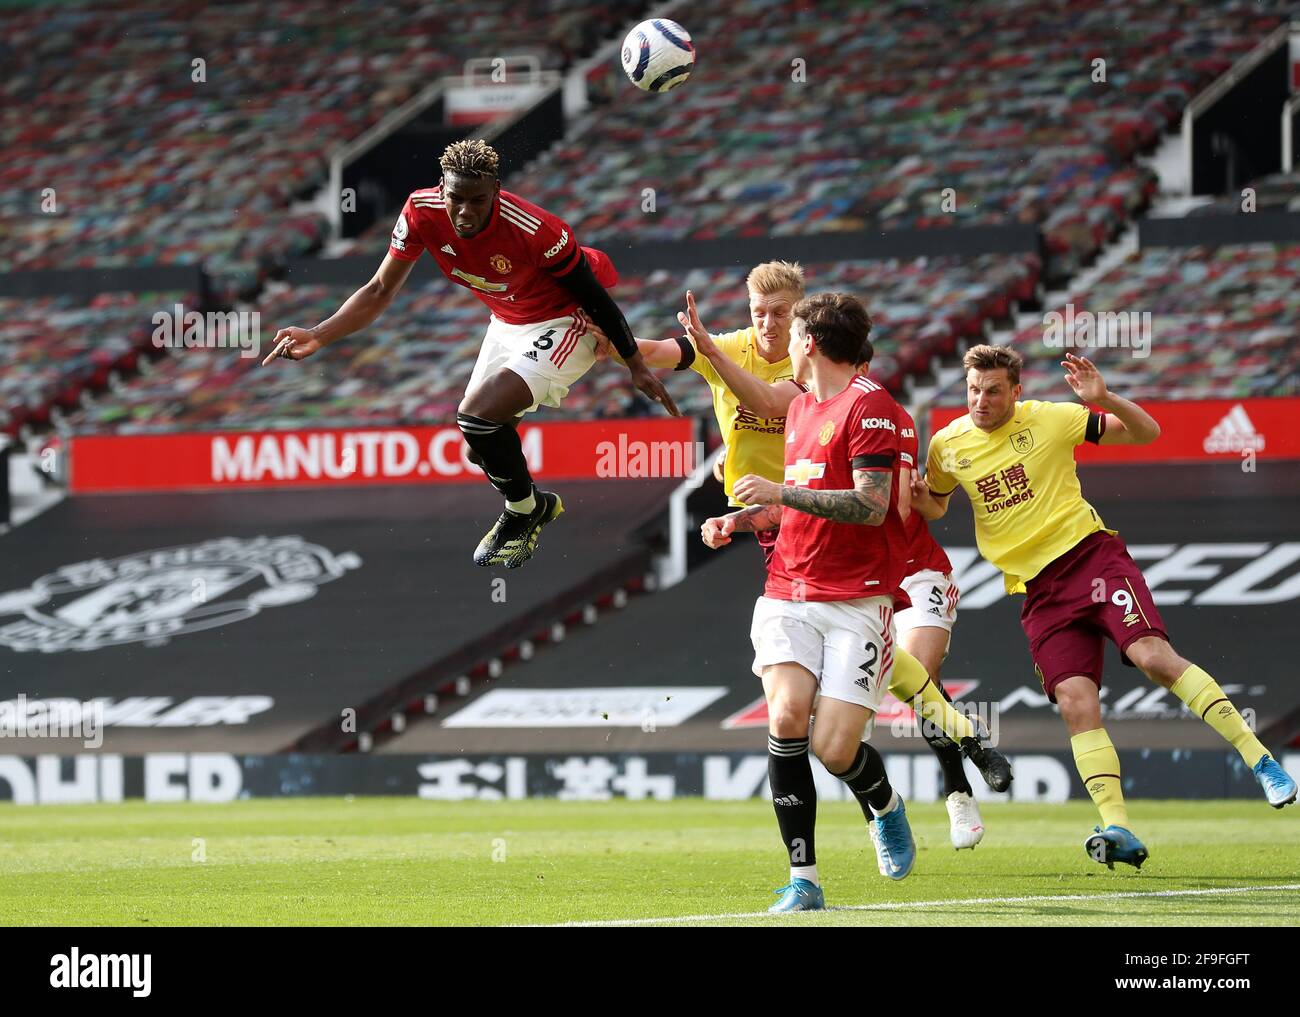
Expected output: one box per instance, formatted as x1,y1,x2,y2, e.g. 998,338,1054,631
451,268,509,293
785,459,826,486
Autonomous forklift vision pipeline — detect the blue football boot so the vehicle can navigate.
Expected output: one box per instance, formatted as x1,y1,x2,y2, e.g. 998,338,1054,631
768,877,825,913
873,801,916,881
1084,825,1149,870
1253,755,1297,809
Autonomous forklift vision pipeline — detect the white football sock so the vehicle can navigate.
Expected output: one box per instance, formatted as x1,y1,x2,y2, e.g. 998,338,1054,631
872,790,900,818
506,490,537,515
790,864,819,886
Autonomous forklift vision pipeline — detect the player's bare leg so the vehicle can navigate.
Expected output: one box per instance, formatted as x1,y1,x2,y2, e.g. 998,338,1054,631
902,626,984,849
812,696,915,881
457,368,564,568
762,665,823,911
1124,636,1296,808
1055,675,1148,869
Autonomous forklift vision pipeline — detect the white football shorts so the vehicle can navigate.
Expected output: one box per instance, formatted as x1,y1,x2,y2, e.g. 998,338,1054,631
467,310,596,413
894,568,960,637
750,595,895,717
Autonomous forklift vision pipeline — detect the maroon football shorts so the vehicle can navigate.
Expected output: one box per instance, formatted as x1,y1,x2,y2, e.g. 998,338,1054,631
1019,531,1168,702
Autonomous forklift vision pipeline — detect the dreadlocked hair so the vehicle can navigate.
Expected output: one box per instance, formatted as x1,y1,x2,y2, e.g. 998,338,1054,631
439,139,500,179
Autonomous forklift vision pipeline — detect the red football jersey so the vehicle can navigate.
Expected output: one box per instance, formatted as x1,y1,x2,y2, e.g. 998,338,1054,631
765,375,909,602
387,186,613,325
897,405,953,576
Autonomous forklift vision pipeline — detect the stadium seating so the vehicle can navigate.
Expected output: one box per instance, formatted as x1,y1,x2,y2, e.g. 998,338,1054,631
0,290,191,438
57,253,1039,433
342,0,1287,280
934,243,1300,405
0,0,638,294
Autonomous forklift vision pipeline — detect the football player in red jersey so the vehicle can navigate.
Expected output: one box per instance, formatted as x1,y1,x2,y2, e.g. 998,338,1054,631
263,139,678,568
700,292,918,910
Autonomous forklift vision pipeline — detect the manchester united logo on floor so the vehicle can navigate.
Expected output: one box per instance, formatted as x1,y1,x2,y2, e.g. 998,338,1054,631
0,536,361,652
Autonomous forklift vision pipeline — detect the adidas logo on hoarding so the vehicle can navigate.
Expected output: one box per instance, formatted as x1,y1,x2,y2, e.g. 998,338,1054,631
1203,404,1265,454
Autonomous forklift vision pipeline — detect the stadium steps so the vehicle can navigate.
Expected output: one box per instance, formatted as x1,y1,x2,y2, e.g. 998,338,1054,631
282,479,681,754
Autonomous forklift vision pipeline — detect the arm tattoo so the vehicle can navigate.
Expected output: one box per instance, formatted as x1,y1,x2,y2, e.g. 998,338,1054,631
728,504,783,532
779,469,892,525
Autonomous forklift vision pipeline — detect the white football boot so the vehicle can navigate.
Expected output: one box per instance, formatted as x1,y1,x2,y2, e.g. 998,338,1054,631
946,791,984,850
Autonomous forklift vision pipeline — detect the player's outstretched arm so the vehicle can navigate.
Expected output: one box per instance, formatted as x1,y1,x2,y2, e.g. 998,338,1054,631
678,290,801,419
262,254,415,366
733,470,892,526
589,323,688,370
1062,353,1160,445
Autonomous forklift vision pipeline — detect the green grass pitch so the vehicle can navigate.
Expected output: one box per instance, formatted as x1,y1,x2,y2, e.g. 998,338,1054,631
2,799,1297,926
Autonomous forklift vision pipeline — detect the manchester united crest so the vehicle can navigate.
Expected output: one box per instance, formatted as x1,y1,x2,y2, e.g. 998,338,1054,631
1011,428,1034,454
818,420,835,446
490,254,512,274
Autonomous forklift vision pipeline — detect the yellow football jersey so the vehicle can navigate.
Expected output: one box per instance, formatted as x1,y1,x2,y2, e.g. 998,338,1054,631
690,327,798,506
926,399,1114,594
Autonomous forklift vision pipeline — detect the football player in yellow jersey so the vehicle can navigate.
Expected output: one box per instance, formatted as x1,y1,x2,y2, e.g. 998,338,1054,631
594,263,1012,812
913,344,1297,870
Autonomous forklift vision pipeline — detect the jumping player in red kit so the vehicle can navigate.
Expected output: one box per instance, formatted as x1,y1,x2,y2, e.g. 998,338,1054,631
263,139,678,568
700,292,917,911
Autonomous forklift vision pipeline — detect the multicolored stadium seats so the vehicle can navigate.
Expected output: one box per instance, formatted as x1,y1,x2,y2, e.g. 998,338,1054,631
56,253,1040,433
343,0,1286,279
935,243,1300,405
0,290,191,438
0,0,635,292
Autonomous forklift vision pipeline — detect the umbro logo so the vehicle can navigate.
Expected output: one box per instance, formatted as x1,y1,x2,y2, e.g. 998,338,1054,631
441,244,456,256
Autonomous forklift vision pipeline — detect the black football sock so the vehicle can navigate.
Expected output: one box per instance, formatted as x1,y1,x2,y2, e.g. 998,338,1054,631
921,685,974,797
768,735,817,870
831,742,895,819
456,412,535,504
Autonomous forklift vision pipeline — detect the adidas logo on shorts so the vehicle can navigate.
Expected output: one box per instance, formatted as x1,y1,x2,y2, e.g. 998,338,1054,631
524,350,539,361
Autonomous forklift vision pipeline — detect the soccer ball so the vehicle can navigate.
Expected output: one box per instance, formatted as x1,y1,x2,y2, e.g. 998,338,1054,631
620,19,695,93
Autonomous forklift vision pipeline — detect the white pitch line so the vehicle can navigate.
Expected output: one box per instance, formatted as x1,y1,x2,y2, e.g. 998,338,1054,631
543,882,1300,928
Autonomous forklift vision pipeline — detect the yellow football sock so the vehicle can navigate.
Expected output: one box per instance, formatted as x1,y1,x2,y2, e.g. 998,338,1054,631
888,648,974,742
1169,664,1268,768
1071,728,1129,828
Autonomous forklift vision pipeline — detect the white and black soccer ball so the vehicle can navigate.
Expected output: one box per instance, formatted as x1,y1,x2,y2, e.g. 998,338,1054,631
620,19,695,93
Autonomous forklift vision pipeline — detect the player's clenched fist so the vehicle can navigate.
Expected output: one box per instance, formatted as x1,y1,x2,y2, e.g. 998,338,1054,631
732,473,782,506
262,326,322,366
701,514,736,549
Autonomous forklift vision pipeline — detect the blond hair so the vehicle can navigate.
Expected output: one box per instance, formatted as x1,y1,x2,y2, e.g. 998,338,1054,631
746,260,805,298
963,344,1023,385
440,139,500,179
